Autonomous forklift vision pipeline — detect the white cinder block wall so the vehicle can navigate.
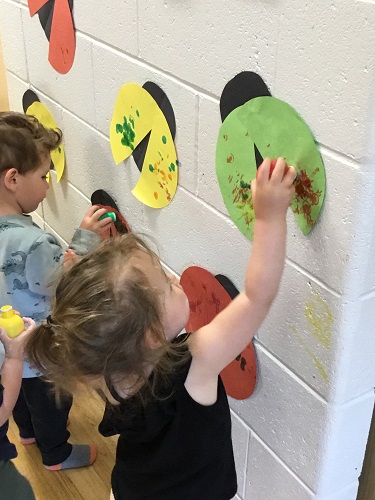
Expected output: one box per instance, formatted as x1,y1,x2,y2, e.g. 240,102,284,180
1,1,375,499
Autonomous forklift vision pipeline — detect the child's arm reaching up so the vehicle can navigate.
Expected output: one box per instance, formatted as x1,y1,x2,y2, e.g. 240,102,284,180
186,158,296,404
0,319,35,427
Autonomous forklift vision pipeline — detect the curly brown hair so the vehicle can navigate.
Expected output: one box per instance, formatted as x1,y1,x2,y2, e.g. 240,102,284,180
25,234,189,401
0,112,62,175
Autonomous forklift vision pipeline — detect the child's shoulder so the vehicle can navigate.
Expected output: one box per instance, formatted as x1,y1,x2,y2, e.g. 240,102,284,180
0,214,54,255
0,213,44,239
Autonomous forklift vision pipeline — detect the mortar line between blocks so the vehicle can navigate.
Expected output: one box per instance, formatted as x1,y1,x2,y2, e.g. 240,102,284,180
66,180,92,203
43,221,69,247
318,144,361,169
4,0,24,10
136,0,140,57
4,69,360,173
285,258,341,298
359,288,375,300
27,83,110,142
251,433,315,495
89,39,98,130
230,409,315,496
32,211,69,246
194,95,200,196
18,3,30,83
75,32,361,168
77,31,221,101
254,341,328,404
178,185,238,227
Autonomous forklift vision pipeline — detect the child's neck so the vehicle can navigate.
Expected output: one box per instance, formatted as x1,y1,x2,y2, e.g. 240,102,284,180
0,200,23,216
0,187,24,216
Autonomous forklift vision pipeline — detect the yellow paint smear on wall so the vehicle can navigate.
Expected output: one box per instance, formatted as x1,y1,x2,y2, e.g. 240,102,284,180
290,324,328,381
304,291,334,349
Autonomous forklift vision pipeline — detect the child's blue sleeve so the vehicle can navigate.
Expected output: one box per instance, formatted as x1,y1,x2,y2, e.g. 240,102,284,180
69,228,101,256
24,228,101,297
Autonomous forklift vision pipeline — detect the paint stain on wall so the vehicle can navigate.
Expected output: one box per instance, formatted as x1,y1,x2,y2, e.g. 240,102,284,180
304,291,333,349
290,325,328,382
289,290,333,383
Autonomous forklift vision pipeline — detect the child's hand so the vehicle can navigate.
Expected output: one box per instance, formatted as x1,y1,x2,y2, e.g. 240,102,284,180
64,249,79,272
0,318,35,361
79,206,113,235
251,157,296,222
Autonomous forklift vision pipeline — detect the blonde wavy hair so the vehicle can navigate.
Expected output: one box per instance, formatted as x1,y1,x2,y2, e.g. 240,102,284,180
26,234,189,402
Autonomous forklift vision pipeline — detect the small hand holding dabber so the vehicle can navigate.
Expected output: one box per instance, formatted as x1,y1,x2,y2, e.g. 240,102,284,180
64,210,117,271
259,158,299,182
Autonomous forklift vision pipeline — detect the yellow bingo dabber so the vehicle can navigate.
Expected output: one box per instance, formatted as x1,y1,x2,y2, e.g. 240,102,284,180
0,305,25,338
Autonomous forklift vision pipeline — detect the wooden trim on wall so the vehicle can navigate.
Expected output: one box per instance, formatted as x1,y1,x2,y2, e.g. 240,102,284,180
0,32,10,112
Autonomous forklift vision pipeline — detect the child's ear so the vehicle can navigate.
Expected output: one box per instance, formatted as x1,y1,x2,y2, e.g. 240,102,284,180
3,168,20,191
144,330,162,349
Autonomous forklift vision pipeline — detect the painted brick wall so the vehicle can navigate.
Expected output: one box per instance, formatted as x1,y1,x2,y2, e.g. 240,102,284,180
1,1,375,498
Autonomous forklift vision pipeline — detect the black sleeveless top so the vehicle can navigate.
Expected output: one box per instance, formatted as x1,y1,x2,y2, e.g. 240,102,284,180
99,337,237,500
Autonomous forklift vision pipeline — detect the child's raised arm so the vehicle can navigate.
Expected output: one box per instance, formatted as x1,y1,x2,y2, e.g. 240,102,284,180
186,158,296,401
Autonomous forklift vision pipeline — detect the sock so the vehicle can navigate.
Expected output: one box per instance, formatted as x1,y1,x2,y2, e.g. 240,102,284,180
45,444,97,471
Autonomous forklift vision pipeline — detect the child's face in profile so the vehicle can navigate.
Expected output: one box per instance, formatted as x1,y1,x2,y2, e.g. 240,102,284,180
16,154,51,214
132,252,190,341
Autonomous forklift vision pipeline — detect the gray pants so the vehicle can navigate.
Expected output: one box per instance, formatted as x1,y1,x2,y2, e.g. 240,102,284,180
0,460,35,500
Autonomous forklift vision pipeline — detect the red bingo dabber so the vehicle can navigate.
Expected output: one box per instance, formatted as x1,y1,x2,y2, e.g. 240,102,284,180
256,159,290,178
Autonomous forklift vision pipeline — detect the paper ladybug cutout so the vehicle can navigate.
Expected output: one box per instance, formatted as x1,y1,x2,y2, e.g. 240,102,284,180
91,190,131,240
180,266,257,400
22,89,65,182
132,81,176,174
28,0,75,74
110,82,179,208
216,71,326,239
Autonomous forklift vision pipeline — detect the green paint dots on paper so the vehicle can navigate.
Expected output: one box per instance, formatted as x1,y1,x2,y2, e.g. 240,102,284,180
149,164,154,172
118,116,135,151
58,147,62,154
136,109,140,117
162,135,167,144
170,163,176,172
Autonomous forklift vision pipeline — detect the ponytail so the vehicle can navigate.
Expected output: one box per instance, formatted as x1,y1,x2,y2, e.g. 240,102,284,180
25,320,76,394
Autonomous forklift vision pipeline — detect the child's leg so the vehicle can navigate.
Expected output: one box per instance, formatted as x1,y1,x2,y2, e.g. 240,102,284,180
18,377,72,466
0,460,36,499
12,384,35,444
19,377,97,470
